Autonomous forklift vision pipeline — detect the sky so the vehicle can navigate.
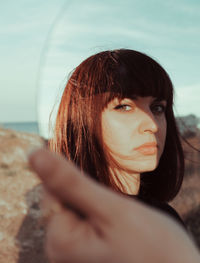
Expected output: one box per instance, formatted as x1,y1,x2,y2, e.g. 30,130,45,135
0,0,66,123
0,0,200,137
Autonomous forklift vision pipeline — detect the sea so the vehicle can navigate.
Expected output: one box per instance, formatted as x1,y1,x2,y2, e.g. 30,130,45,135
0,122,40,135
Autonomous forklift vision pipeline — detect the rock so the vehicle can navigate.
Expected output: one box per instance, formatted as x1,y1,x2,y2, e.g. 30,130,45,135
0,128,48,263
170,133,200,249
176,114,200,136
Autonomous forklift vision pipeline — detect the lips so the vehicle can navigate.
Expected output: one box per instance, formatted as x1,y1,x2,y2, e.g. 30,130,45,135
134,142,158,155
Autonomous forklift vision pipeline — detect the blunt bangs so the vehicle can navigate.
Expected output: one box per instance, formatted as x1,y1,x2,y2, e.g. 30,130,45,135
72,49,173,108
106,50,173,104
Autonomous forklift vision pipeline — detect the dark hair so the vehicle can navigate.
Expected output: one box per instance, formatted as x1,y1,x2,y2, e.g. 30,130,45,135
49,49,184,202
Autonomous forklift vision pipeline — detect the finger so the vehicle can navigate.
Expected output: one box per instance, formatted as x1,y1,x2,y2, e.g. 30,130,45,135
40,188,64,224
28,148,132,224
45,211,82,263
45,212,107,263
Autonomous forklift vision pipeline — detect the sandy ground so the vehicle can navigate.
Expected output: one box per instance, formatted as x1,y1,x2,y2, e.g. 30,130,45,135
0,127,199,263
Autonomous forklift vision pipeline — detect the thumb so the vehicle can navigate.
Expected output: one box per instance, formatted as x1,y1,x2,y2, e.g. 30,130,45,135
28,148,128,224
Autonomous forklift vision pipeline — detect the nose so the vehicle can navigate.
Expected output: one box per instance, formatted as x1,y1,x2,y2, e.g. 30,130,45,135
138,111,158,134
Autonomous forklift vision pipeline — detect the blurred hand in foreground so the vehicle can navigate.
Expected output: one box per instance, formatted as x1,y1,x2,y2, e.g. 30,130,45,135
29,149,200,263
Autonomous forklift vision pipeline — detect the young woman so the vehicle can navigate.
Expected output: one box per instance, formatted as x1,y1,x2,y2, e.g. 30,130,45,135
49,49,185,226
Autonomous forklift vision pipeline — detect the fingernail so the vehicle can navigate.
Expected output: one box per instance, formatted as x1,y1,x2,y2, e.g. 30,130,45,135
28,149,53,178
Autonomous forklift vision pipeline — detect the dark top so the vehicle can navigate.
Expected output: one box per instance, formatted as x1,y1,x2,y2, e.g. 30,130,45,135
129,195,186,230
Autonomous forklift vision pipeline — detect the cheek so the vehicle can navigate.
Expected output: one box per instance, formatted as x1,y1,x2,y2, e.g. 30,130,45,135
158,119,167,151
101,117,130,152
102,122,123,148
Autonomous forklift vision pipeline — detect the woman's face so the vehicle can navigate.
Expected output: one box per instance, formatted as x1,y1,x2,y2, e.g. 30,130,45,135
101,96,167,174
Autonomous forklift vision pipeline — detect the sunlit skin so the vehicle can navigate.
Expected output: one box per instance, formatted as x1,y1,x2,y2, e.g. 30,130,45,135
101,96,167,195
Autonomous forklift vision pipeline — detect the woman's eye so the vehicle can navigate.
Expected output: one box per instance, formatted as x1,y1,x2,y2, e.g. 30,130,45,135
151,104,166,114
114,104,132,112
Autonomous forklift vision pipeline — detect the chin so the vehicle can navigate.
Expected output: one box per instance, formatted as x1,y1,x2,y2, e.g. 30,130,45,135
131,161,158,173
142,157,159,170
118,156,159,173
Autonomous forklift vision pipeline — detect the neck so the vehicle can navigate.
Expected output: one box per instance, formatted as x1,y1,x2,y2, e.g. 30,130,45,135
111,169,141,195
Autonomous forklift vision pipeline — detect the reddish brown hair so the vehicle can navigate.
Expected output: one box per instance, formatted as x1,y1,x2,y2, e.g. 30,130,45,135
49,49,184,202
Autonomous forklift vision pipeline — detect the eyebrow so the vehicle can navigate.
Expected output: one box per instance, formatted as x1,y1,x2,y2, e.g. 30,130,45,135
121,97,166,102
118,96,138,101
112,97,167,104
153,98,167,103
